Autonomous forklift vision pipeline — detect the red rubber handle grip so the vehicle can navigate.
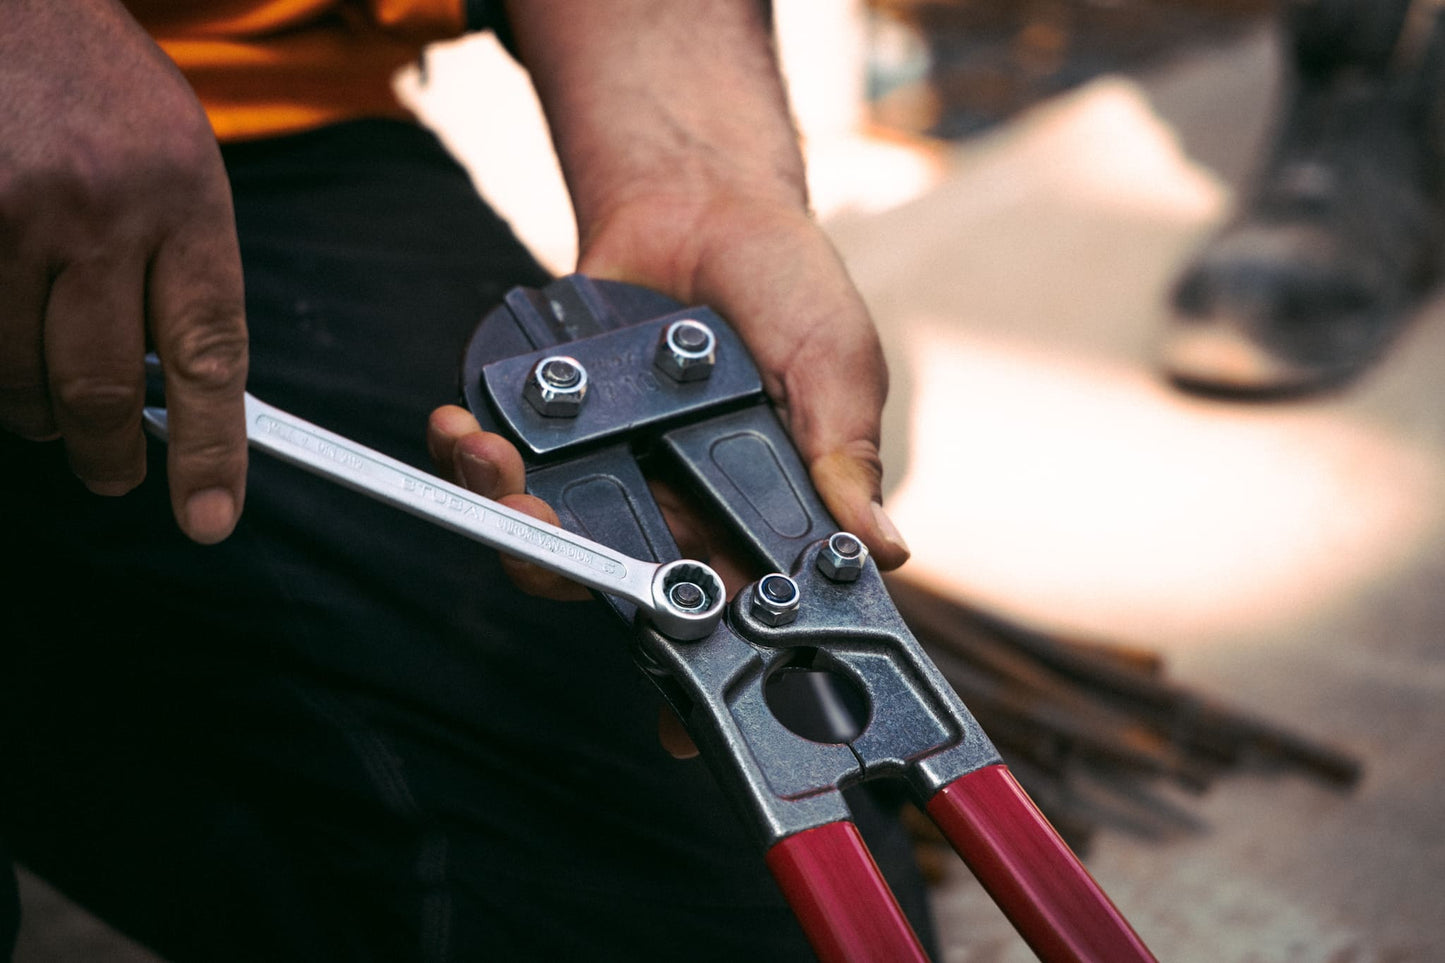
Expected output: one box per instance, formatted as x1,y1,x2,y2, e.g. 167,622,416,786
927,764,1155,962
766,820,928,963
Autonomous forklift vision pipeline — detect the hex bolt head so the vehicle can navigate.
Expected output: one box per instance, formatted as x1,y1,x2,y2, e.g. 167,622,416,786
652,560,726,640
655,319,717,382
751,573,801,626
523,355,588,417
667,580,708,613
816,532,869,582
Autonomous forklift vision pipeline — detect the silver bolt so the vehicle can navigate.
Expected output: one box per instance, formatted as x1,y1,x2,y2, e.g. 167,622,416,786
816,532,868,582
751,573,801,626
668,580,708,612
523,355,588,417
652,560,726,640
655,319,717,382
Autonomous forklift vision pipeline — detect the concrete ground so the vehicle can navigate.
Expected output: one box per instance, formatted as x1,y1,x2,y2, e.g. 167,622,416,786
15,13,1445,963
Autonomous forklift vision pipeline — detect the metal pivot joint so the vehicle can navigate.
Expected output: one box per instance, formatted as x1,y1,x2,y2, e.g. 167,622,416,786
524,355,588,417
655,318,718,382
817,532,869,582
750,573,801,626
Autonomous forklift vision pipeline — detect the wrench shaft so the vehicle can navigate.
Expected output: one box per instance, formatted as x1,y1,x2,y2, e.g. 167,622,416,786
142,395,661,612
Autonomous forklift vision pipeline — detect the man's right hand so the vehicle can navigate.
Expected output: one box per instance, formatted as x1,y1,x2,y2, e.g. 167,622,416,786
0,0,248,543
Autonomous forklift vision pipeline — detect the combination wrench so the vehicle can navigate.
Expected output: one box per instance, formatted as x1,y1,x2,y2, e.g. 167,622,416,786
140,358,725,642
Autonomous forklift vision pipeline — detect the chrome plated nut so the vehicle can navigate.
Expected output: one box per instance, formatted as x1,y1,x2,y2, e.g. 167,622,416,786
816,532,868,582
523,355,588,417
751,573,801,627
654,319,717,382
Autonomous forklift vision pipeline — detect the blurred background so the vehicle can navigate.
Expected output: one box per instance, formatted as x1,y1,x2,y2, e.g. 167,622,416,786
17,1,1445,960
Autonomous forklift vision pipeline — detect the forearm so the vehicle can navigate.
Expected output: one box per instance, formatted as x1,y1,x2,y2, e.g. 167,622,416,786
502,0,808,262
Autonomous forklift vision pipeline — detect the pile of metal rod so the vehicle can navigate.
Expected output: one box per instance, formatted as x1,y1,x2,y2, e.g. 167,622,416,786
884,574,1362,863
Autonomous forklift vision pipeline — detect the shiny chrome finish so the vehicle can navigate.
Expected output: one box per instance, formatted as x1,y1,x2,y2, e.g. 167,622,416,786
751,573,802,627
524,355,588,417
655,318,717,382
817,532,868,583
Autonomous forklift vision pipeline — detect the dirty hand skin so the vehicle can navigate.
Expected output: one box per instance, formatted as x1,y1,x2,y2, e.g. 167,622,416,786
428,0,911,605
0,0,248,544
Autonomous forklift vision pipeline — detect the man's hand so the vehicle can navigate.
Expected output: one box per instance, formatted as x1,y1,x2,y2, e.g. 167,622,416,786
504,0,911,571
0,0,248,543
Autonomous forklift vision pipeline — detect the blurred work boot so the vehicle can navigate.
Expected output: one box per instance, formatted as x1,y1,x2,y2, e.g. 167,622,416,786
1161,0,1445,395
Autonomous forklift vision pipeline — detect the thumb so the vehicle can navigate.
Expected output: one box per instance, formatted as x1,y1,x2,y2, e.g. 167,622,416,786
781,333,911,571
808,439,911,572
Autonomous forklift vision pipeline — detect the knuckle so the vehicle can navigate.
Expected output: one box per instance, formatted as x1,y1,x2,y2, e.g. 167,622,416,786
141,130,225,210
843,439,886,484
164,319,249,394
33,142,129,225
2,127,223,248
170,429,244,478
51,375,143,433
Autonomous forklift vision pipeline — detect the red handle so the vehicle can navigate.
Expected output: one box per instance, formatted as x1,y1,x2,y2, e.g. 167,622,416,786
927,764,1155,962
766,820,928,963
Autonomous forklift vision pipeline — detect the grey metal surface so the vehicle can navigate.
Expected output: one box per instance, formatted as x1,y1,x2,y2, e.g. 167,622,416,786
461,277,1008,849
637,538,1002,847
737,542,1003,799
480,308,763,457
659,404,837,573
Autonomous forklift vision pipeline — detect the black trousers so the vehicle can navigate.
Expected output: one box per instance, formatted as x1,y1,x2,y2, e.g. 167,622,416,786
0,120,931,961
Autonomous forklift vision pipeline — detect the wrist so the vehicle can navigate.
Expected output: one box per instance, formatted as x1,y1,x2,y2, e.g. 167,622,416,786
504,0,811,245
576,190,819,306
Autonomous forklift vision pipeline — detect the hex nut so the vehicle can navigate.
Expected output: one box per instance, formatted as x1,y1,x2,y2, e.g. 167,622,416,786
523,355,587,417
816,532,868,582
654,319,717,382
751,574,801,627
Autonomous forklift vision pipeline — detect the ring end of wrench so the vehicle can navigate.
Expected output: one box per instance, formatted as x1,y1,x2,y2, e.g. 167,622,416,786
649,560,726,641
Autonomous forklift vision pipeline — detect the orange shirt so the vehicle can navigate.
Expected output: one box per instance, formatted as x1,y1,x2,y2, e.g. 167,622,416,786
126,1,488,141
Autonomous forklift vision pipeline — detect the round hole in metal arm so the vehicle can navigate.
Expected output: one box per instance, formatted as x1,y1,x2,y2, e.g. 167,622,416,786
763,648,871,744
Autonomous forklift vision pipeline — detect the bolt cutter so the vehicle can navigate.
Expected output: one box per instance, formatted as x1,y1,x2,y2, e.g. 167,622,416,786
458,275,1154,963
144,274,1155,962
